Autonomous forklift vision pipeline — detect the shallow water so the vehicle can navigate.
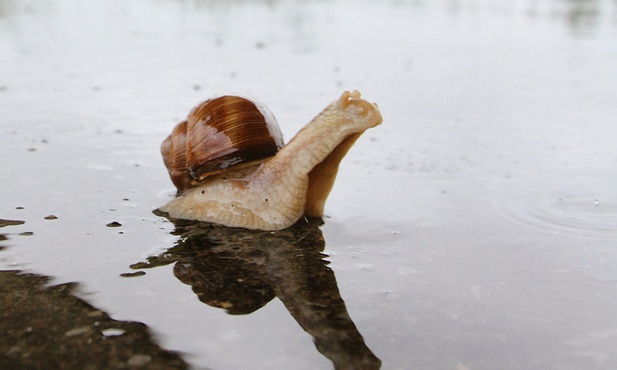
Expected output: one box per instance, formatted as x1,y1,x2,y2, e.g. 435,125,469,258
1,0,617,369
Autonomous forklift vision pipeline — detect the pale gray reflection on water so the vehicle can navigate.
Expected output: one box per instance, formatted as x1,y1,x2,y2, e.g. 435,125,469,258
1,0,617,369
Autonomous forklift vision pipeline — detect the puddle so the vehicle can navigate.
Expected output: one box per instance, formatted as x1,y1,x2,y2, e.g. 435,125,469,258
1,0,617,369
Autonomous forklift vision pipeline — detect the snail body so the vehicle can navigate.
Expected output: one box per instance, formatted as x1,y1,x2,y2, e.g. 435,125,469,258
159,90,382,231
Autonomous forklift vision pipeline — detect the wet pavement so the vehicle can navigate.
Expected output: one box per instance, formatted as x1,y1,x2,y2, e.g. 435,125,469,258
2,0,617,369
0,270,187,370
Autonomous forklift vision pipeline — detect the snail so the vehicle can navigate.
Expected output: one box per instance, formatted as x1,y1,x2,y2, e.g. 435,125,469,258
158,90,382,231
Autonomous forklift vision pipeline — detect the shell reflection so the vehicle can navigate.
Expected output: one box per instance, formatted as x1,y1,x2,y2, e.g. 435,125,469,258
132,213,381,369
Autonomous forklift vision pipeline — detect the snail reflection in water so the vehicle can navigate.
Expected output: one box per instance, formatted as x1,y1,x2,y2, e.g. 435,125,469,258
131,216,381,369
158,90,382,230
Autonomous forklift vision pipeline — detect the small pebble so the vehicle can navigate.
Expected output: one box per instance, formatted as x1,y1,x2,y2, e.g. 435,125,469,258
120,271,146,278
106,221,122,228
65,326,91,337
101,328,125,337
87,310,104,318
6,346,22,356
127,354,152,366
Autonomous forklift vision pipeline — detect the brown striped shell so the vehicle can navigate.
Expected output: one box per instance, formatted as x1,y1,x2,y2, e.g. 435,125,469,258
161,95,284,195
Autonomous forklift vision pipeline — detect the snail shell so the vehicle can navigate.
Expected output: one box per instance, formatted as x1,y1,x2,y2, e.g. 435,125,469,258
161,95,284,195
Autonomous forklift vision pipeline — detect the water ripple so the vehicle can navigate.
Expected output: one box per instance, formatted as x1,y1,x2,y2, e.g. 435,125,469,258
498,196,617,242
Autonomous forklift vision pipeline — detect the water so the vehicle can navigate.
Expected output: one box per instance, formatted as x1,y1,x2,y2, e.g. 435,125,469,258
1,0,617,369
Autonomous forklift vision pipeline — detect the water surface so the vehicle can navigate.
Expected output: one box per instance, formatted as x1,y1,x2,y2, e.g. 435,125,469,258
1,0,617,369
